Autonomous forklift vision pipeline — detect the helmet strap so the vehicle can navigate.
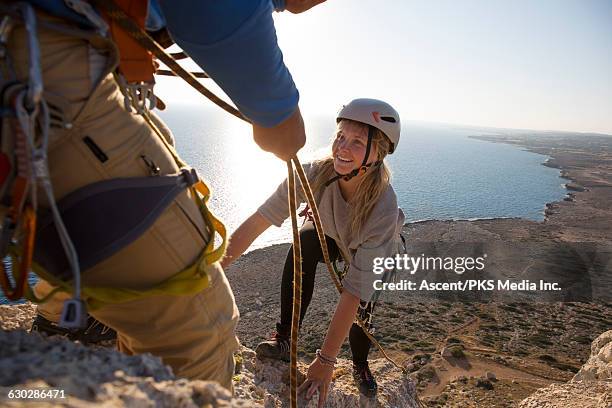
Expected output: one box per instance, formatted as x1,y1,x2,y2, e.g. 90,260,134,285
324,126,379,188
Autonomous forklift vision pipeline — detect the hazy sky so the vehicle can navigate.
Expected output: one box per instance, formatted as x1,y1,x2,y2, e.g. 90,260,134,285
156,0,612,134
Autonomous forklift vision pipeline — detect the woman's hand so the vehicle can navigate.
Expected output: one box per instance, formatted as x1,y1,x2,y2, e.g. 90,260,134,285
297,291,361,406
298,357,334,407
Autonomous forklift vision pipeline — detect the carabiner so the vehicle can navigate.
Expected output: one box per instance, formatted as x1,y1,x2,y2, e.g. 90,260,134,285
16,3,42,110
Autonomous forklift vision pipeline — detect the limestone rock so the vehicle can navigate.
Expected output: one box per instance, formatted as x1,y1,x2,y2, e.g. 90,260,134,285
235,347,421,407
573,330,612,382
0,303,36,331
0,327,420,407
518,381,611,408
519,331,612,408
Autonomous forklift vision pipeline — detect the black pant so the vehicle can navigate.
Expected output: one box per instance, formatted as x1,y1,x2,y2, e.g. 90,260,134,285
278,221,372,365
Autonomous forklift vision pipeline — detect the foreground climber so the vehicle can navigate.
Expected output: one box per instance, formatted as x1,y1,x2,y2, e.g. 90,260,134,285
222,98,405,402
1,0,325,392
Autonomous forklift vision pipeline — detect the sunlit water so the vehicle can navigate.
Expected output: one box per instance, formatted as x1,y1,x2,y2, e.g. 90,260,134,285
159,104,566,250
0,104,567,304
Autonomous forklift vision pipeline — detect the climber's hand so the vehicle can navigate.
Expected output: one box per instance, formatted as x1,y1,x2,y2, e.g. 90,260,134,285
252,106,306,161
298,357,334,407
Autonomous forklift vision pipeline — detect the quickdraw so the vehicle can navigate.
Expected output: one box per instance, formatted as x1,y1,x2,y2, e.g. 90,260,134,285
0,3,85,328
0,83,36,301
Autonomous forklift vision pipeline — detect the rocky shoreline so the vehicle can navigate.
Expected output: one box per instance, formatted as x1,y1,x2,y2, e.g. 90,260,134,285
0,131,610,407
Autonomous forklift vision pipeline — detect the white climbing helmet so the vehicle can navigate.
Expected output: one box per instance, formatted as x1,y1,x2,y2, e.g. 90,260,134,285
336,98,401,154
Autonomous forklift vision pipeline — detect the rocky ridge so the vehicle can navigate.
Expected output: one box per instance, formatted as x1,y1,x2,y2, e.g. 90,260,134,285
518,330,611,408
0,304,420,407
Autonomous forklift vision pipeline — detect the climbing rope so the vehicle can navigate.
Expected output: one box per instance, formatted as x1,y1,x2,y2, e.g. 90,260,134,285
91,1,417,406
286,160,302,407
155,69,208,79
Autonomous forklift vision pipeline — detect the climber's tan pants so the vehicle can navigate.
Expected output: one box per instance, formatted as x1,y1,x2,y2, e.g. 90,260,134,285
7,11,239,390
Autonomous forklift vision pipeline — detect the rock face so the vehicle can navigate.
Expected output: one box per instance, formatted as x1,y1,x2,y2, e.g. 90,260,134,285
0,304,420,407
0,329,239,407
573,330,612,382
0,303,37,331
236,347,420,407
519,330,612,408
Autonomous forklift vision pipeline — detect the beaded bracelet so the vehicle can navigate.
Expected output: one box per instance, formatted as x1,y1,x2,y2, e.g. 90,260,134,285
316,349,337,367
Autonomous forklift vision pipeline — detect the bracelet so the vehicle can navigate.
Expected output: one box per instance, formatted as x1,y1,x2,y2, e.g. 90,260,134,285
316,349,337,367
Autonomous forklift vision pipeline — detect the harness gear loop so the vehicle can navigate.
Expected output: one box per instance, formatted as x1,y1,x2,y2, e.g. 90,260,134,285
17,81,86,328
0,4,85,327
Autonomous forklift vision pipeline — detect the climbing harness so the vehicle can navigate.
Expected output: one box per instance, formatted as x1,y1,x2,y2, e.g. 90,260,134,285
0,2,227,325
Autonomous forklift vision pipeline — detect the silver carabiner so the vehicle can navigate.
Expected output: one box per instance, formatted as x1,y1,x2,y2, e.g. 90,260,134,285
118,75,157,114
128,82,157,114
17,3,42,110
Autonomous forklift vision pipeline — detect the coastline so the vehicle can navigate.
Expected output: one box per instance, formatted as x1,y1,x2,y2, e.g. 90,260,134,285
243,131,610,255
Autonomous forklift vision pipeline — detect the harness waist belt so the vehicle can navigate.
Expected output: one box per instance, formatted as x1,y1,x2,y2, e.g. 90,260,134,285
34,168,203,281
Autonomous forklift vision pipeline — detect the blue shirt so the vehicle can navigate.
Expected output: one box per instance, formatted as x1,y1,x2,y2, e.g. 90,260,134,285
160,0,298,127
26,0,298,128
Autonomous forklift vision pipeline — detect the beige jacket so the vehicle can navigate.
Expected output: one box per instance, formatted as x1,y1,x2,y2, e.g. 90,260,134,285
257,163,405,301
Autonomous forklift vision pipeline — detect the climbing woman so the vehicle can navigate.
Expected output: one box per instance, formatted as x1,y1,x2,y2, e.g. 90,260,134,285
222,98,405,402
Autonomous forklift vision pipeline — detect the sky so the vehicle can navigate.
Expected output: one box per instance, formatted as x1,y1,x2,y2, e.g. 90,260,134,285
155,0,612,134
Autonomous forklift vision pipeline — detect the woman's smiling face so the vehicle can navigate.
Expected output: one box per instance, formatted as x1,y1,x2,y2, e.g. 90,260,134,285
332,120,378,176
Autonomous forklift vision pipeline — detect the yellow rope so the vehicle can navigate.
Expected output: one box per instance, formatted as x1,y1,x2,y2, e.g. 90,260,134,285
286,159,302,408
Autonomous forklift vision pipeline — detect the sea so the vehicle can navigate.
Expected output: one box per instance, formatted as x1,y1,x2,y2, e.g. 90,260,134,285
0,104,567,304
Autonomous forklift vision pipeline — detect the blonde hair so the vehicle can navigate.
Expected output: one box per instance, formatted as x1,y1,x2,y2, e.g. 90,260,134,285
310,120,392,237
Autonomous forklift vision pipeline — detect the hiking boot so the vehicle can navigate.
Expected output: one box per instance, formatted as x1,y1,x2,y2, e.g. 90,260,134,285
255,324,291,362
30,314,116,344
353,362,378,399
